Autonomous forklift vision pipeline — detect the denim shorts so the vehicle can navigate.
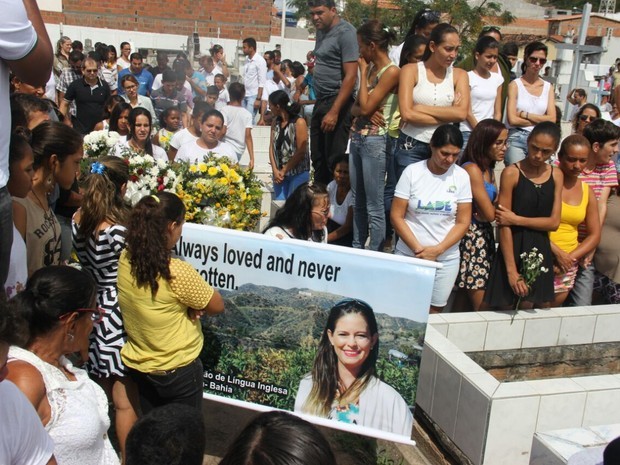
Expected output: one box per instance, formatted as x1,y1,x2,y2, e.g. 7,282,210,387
431,257,460,307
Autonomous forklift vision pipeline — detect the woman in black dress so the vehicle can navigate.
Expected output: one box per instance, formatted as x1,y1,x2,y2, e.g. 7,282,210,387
484,122,563,309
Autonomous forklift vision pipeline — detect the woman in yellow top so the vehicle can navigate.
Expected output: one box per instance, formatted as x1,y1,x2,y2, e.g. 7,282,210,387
117,192,224,414
550,135,600,307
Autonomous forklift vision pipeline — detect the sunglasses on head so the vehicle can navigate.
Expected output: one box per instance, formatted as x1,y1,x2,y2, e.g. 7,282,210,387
332,298,374,314
528,56,547,65
420,10,441,23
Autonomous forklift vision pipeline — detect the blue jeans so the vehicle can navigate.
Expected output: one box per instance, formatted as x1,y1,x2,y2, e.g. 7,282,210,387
0,186,12,291
505,128,529,165
350,132,387,251
565,263,595,307
129,358,204,415
273,171,310,200
459,130,471,162
384,135,398,239
393,131,431,183
243,94,258,120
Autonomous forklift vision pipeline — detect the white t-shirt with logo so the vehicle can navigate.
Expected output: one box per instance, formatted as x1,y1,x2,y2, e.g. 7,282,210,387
394,160,472,261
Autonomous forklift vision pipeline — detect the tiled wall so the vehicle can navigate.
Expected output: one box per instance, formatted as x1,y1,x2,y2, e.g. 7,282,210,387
419,306,620,465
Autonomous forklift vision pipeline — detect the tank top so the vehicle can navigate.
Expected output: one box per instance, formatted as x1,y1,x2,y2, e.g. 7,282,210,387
510,78,551,132
549,181,589,253
401,61,454,143
8,347,119,465
13,196,62,276
462,162,497,224
353,62,398,136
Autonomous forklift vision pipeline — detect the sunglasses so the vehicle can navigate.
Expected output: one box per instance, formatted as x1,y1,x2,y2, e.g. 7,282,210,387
421,10,441,22
82,68,98,74
528,56,547,65
332,298,374,314
59,307,105,324
481,25,501,33
579,114,597,122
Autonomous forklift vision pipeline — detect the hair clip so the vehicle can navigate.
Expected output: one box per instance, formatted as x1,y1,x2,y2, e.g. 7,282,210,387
150,194,161,203
90,161,106,175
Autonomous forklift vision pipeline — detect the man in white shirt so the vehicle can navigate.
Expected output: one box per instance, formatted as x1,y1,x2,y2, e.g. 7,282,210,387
241,37,267,119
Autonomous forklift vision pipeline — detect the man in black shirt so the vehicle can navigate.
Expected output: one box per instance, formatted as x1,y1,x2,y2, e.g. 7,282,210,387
60,56,110,134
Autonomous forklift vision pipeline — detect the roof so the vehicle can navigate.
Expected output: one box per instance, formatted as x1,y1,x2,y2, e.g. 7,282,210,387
360,0,400,10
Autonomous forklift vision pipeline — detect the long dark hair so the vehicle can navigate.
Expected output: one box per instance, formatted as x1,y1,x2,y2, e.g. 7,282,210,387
573,103,602,133
268,90,301,120
399,34,427,68
219,411,336,465
303,299,379,417
460,119,507,171
125,192,185,295
404,8,440,39
422,23,459,62
127,107,155,155
109,102,132,133
11,266,96,346
30,121,83,170
263,182,328,241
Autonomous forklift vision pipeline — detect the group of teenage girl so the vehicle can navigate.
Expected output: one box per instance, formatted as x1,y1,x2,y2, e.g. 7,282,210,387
263,13,616,314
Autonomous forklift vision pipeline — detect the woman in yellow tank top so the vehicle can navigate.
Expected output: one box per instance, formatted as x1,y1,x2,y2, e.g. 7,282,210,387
550,135,601,307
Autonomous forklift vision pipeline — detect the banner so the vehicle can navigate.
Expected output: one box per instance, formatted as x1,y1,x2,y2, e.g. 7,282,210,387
175,223,438,442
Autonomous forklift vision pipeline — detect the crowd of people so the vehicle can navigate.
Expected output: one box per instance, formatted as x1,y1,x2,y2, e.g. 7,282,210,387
4,0,620,462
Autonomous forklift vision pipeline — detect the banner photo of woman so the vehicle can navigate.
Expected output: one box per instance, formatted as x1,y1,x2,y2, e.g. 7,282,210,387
175,223,438,442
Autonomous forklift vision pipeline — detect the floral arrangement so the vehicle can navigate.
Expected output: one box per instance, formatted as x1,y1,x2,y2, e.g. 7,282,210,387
81,150,264,231
124,154,181,206
175,155,264,231
83,130,120,158
515,247,549,311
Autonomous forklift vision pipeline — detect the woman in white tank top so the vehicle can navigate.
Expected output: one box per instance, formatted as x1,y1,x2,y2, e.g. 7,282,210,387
395,23,470,182
505,41,556,164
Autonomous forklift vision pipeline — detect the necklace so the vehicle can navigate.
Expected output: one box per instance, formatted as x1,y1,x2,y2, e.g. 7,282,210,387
30,188,59,245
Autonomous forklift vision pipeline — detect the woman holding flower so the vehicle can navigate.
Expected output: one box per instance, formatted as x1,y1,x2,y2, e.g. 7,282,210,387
484,122,563,309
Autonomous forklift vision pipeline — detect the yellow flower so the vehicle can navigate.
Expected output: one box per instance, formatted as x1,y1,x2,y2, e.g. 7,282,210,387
217,177,230,186
198,163,208,172
219,163,230,174
207,166,218,176
189,165,197,173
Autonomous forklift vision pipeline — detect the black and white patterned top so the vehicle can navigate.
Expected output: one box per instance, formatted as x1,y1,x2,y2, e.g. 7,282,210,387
72,221,128,378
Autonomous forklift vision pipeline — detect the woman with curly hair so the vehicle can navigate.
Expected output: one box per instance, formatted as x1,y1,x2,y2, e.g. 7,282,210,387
117,192,224,414
72,156,137,459
294,299,413,436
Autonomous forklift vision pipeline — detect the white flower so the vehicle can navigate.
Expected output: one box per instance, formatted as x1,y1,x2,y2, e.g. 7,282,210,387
157,159,167,169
